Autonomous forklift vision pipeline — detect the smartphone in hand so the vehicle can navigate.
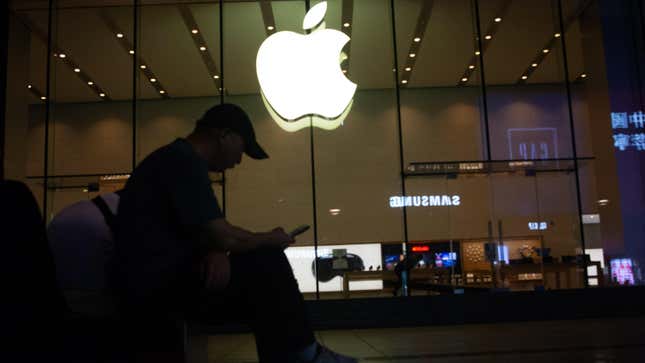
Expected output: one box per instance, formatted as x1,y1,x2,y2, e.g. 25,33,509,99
289,224,310,239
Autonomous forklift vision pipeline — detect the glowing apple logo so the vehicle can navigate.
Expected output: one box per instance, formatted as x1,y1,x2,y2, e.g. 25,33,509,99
256,1,357,132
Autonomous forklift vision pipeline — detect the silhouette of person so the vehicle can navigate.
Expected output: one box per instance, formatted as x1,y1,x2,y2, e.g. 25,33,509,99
113,103,356,362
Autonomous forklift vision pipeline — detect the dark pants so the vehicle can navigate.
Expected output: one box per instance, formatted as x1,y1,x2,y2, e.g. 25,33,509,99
120,247,315,363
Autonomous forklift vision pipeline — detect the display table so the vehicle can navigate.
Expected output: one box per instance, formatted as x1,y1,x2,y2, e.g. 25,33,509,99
499,262,603,289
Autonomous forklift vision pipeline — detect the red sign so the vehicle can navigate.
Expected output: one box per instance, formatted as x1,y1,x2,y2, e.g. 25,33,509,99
411,246,429,252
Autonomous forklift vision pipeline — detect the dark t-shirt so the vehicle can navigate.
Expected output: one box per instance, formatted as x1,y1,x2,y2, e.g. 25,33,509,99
114,138,223,303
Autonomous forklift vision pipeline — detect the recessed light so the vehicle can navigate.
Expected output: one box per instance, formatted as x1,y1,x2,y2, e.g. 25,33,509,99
129,50,135,54
475,51,481,55
87,81,94,85
494,17,502,22
116,33,124,38
99,93,105,97
213,75,220,79
140,65,147,69
40,96,46,100
532,63,538,67
343,23,350,28
150,78,156,82
74,68,80,72
27,84,32,88
405,67,411,71
191,29,199,34
199,46,206,51
409,53,416,58
554,33,561,38
581,73,587,78
542,49,550,53
159,90,165,94
329,208,341,215
597,199,609,205
521,75,528,80
413,37,421,42
401,79,408,84
267,25,274,31
468,65,475,69
461,77,468,82
484,35,492,40
59,53,66,58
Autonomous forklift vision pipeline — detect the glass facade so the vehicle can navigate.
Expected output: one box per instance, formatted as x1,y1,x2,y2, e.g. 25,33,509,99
4,0,644,300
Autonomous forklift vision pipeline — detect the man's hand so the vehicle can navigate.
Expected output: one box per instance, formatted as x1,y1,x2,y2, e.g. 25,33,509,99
268,227,295,249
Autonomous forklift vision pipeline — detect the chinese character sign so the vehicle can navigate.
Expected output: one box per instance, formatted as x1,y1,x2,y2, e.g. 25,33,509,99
610,258,635,285
611,111,645,151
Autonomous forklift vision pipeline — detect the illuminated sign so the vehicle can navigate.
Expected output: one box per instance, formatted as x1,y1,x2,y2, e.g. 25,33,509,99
411,246,429,252
389,195,461,208
528,222,548,231
256,1,357,132
507,128,558,160
611,111,644,151
610,258,635,285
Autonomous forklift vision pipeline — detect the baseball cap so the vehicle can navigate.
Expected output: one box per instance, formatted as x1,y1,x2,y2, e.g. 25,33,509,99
196,103,268,159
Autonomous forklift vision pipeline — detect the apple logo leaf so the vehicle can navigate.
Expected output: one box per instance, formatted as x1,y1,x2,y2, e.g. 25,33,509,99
303,1,327,31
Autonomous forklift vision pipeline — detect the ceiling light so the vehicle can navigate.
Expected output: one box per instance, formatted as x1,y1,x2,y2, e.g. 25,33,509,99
475,51,481,55
99,93,105,97
74,68,80,72
342,69,347,74
150,78,156,82
494,17,502,22
140,65,147,69
159,90,165,94
413,37,421,42
267,25,274,31
405,67,411,71
213,75,220,79
581,73,587,77
521,75,528,80
554,33,561,38
129,50,135,54
27,84,32,88
532,63,538,67
40,96,46,100
484,35,492,40
59,53,66,58
461,77,468,82
401,79,408,84
468,65,475,69
409,53,416,58
116,33,124,38
329,208,341,215
199,46,206,51
87,81,94,85
542,49,550,53
191,29,199,34
343,23,350,28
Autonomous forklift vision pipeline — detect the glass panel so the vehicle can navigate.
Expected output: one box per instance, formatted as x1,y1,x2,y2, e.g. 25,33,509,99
311,0,403,299
22,3,134,220
222,1,316,297
7,6,49,208
136,1,221,163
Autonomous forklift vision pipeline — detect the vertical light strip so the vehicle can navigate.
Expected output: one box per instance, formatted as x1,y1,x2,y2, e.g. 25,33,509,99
177,4,223,94
458,0,511,85
99,10,169,98
17,12,111,100
399,0,433,87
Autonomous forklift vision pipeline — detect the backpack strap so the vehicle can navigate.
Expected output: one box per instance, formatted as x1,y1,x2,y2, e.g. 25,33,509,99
91,195,116,235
